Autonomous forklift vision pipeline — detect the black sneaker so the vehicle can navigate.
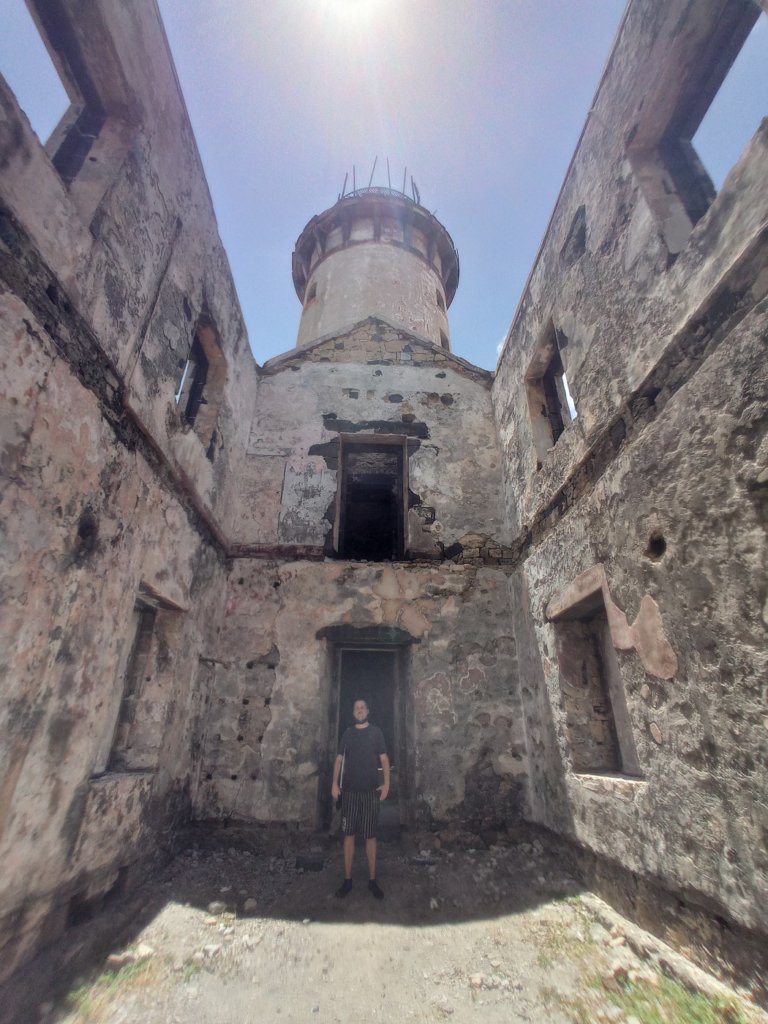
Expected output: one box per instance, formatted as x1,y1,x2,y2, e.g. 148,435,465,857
335,879,353,898
368,880,384,900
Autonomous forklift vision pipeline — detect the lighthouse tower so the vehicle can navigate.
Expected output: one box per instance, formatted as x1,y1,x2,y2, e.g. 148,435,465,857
292,179,459,351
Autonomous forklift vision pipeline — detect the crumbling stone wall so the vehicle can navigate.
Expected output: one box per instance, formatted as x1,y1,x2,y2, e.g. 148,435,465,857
493,0,768,939
235,319,508,558
0,0,257,980
1,0,766,988
195,560,527,831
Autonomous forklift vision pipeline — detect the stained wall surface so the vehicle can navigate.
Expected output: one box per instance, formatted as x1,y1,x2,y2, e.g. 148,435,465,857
235,318,507,556
196,560,527,832
296,244,450,350
0,0,256,980
1,0,766,991
493,0,768,936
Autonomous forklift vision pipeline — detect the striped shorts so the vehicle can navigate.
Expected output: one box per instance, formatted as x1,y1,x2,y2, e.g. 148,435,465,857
341,789,380,838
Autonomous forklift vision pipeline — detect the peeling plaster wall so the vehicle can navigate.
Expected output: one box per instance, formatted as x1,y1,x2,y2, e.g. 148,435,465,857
1,0,767,985
518,306,768,933
236,321,507,554
195,561,528,832
494,0,768,935
0,0,256,979
0,296,229,977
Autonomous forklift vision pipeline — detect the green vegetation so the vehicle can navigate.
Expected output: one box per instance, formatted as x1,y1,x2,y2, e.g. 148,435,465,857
568,971,754,1024
61,958,156,1023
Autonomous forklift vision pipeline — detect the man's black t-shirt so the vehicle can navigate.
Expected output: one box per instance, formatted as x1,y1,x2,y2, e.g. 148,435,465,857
338,724,386,792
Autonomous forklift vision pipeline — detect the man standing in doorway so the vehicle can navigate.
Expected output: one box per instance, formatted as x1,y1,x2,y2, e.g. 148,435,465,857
331,698,390,899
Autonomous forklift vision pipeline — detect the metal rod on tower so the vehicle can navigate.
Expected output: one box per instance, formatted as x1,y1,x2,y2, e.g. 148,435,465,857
410,176,415,201
352,165,356,193
402,166,407,195
340,172,348,199
386,157,391,189
413,179,420,205
368,156,377,188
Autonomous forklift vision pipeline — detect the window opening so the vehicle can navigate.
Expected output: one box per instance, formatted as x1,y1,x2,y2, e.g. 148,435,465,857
436,289,446,312
551,589,641,777
175,335,209,426
338,442,405,561
542,351,567,444
526,324,573,466
562,371,578,421
0,3,69,143
107,600,156,772
692,13,767,191
439,329,450,350
627,4,763,255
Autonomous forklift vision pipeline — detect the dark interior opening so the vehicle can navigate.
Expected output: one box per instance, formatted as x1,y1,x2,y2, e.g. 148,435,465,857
176,335,209,427
339,444,404,560
322,645,406,835
542,346,566,445
338,649,397,762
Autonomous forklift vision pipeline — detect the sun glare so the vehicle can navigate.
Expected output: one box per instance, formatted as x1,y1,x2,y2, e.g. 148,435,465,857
320,0,387,28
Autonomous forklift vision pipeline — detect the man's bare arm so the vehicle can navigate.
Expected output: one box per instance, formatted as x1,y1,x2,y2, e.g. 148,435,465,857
378,753,391,800
331,753,343,800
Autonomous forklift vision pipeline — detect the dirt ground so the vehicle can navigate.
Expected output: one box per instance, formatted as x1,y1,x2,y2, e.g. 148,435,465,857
4,827,766,1024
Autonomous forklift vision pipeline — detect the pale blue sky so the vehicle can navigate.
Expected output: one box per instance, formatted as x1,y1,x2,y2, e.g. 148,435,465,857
1,2,765,369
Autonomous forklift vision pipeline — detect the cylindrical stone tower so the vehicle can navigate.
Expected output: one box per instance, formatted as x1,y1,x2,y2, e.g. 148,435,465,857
292,185,459,351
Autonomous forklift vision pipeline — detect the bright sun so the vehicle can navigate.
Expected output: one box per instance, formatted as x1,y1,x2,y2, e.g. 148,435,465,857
321,0,387,27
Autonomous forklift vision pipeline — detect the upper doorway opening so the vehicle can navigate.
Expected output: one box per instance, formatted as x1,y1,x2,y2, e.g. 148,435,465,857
337,439,405,560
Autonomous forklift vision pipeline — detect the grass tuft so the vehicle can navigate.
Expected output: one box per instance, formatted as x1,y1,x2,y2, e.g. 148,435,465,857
567,971,754,1024
61,958,157,1023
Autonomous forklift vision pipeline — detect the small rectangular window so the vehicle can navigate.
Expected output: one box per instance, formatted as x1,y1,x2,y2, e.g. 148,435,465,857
526,323,573,467
176,336,209,426
107,600,157,772
550,588,641,778
337,441,405,561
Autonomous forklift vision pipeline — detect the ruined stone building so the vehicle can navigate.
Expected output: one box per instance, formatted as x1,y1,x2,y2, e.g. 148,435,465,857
1,0,766,991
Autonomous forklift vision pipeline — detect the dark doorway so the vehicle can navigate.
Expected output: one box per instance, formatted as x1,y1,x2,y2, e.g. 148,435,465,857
338,444,404,560
324,646,407,835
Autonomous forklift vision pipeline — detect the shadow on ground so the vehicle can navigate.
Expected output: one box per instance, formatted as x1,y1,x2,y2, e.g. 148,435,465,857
0,821,585,1024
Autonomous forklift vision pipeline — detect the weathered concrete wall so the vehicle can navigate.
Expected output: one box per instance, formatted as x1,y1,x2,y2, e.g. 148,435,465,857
2,0,766,988
236,318,508,556
494,0,768,936
194,560,528,832
0,0,257,978
0,293,230,977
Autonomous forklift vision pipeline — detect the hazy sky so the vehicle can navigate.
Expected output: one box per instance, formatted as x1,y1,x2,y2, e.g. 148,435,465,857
2,1,765,369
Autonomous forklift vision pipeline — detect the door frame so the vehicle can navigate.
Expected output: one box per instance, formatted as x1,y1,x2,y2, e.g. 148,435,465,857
321,641,411,829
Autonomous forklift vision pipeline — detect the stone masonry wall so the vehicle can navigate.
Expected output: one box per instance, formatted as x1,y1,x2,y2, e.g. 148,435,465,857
194,560,527,832
235,319,507,557
0,0,257,979
493,0,768,936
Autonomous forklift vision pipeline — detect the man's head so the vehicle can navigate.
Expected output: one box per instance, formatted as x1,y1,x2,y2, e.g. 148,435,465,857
352,699,369,725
